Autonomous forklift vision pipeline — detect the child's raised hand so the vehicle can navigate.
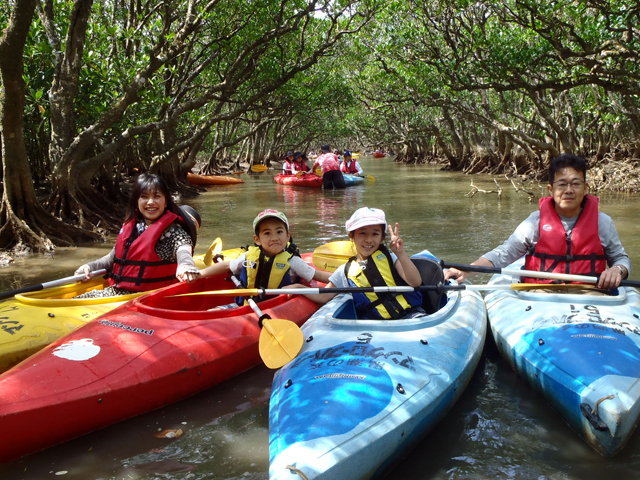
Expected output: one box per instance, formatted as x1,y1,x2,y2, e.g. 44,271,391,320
388,223,405,254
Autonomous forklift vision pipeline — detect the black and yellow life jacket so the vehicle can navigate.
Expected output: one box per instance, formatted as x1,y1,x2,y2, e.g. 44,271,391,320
344,245,423,319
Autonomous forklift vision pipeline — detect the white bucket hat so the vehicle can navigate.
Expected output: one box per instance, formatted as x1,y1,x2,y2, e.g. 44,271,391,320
345,207,388,232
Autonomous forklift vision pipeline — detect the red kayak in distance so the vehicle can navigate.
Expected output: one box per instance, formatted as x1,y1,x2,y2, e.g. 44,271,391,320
0,253,321,462
274,173,323,188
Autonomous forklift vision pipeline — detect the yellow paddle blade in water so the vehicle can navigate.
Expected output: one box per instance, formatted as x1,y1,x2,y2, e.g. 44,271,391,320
312,240,356,272
259,318,304,369
251,164,269,172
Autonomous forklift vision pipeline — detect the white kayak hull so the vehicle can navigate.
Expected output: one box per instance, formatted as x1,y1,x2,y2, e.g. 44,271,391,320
485,260,640,456
269,251,487,480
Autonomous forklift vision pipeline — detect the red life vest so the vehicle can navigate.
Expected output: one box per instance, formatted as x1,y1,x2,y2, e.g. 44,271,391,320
523,195,607,283
109,211,182,292
283,160,293,175
294,160,309,172
341,160,358,174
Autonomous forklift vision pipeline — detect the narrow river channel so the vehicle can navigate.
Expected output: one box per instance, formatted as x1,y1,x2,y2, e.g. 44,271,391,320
1,157,639,479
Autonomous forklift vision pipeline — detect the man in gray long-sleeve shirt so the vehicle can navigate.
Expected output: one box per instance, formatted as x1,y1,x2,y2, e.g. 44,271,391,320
445,154,630,290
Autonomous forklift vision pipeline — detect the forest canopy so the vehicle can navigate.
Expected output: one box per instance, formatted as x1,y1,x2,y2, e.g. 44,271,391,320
1,0,639,251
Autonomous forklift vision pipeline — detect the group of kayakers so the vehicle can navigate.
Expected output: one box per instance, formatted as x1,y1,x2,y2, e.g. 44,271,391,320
281,145,365,189
73,152,631,319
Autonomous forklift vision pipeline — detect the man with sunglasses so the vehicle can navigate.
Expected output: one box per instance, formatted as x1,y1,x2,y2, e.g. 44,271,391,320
445,154,630,289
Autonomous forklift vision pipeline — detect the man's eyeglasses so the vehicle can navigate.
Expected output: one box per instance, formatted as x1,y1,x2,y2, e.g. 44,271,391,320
553,180,585,190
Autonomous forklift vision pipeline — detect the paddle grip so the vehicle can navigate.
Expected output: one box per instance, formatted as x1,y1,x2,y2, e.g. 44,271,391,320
440,261,500,275
258,314,271,329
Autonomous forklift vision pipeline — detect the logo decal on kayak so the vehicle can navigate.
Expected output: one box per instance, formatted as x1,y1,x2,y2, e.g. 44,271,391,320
98,319,154,335
53,339,100,361
542,224,552,231
314,373,366,380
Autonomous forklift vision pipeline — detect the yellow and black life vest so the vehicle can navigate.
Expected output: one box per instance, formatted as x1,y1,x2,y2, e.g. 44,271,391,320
344,245,422,319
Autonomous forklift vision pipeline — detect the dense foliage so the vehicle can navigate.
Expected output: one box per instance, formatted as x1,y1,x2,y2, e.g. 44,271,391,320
1,0,639,250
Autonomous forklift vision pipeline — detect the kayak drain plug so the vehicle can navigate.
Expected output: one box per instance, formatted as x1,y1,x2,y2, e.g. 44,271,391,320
420,339,428,345
396,384,405,395
306,336,314,343
538,339,545,346
48,313,55,317
284,379,293,389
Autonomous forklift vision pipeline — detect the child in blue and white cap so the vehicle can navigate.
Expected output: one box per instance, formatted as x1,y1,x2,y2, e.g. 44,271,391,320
297,207,425,319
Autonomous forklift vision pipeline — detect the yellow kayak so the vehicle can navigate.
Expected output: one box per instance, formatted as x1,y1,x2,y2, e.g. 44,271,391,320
0,278,143,373
0,238,235,373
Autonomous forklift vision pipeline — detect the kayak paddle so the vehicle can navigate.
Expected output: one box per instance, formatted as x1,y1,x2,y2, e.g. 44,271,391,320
211,254,303,369
202,237,223,266
173,282,601,298
311,241,639,287
250,164,269,172
312,240,356,272
0,269,108,301
442,262,640,288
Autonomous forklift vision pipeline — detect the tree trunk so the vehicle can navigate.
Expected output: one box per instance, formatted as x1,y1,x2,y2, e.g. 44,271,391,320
0,0,100,252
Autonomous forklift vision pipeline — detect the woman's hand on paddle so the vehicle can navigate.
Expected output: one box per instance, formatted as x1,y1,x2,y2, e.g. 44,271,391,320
74,265,92,282
388,223,404,254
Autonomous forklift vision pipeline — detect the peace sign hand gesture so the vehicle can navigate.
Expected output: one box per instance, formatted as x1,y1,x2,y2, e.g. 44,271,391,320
388,223,405,254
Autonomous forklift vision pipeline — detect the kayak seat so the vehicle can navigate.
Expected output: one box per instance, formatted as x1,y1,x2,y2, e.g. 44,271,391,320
332,297,359,320
412,257,445,314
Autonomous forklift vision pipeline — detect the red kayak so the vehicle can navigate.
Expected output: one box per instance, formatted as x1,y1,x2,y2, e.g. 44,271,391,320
0,255,321,462
372,151,386,158
274,173,322,188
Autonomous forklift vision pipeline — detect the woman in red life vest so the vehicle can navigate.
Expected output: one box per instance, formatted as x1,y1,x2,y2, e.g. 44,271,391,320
282,151,295,175
444,154,630,290
74,174,201,298
340,150,364,176
291,151,310,174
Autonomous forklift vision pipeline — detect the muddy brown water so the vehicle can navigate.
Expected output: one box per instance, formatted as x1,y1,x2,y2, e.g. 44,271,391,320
1,158,639,479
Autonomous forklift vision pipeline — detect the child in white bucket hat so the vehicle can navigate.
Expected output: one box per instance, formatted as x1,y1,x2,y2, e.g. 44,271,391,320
296,207,425,319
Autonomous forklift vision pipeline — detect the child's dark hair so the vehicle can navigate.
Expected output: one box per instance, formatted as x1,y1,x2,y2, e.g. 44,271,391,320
548,154,588,184
125,173,179,223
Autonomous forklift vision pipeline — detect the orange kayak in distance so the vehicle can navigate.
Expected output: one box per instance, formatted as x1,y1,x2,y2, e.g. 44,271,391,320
187,172,245,186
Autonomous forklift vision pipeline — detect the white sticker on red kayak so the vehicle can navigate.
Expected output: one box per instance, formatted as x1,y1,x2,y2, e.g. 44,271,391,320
52,339,100,361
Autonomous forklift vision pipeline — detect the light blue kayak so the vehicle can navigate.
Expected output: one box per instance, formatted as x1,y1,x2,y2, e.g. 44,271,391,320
485,259,640,456
269,251,487,480
343,173,365,186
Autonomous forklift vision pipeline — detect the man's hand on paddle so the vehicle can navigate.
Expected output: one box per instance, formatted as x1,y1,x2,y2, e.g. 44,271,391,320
598,265,626,290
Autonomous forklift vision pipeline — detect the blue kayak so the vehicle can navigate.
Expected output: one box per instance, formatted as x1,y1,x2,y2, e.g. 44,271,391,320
269,251,487,479
343,173,365,186
485,259,640,456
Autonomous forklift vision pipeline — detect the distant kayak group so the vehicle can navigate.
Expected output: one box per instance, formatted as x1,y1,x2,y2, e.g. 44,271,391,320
1,154,640,477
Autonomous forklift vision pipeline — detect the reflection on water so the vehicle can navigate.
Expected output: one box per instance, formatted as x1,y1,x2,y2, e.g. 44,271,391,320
1,157,640,479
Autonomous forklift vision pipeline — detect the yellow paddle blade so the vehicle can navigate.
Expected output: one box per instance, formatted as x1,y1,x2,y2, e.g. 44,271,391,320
251,164,268,172
259,318,304,369
296,170,304,177
315,168,322,175
203,237,223,266
312,240,356,272
366,175,376,182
